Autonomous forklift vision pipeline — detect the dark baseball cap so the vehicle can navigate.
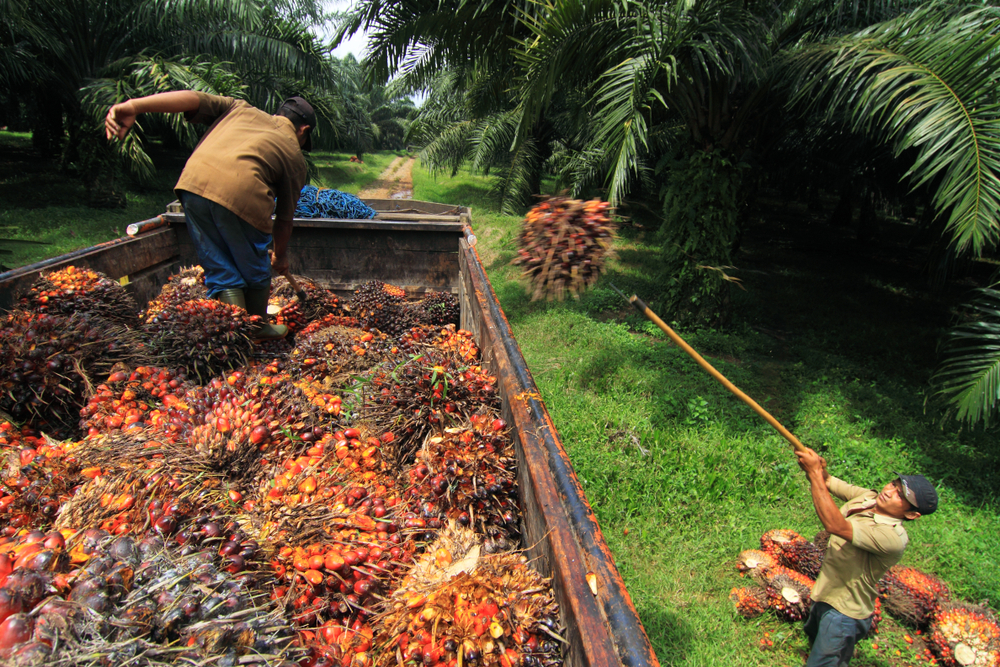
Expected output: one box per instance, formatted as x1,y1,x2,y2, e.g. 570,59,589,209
895,473,938,515
278,96,315,151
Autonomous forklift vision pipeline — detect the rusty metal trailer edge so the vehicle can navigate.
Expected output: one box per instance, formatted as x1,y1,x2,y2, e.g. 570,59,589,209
0,202,659,667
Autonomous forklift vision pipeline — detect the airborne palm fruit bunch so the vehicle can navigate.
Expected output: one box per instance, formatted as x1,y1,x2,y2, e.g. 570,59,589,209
927,602,1000,667
878,565,951,628
730,586,769,619
142,299,256,383
0,310,139,436
512,196,616,301
19,265,140,327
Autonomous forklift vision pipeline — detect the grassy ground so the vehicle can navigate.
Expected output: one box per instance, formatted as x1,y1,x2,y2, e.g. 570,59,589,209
2,145,997,666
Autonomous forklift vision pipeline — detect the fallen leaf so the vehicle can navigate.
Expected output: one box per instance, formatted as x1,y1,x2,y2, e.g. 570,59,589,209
586,572,597,595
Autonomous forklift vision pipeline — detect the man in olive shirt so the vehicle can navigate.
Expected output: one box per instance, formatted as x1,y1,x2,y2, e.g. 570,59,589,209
105,90,313,339
796,447,938,667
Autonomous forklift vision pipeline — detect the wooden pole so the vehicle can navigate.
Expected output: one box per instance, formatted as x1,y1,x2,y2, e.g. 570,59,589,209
613,286,808,453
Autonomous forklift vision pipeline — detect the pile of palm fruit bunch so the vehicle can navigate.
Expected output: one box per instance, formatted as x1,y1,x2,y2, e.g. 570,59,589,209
927,602,1000,667
16,265,140,327
877,565,951,628
348,280,461,335
729,529,822,621
511,196,616,301
0,266,564,666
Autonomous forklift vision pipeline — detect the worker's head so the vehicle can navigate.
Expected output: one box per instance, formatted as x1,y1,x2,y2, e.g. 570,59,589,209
876,473,937,520
276,96,315,151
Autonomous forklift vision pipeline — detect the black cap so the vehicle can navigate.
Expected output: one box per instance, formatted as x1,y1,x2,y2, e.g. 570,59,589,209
895,473,938,515
278,96,315,151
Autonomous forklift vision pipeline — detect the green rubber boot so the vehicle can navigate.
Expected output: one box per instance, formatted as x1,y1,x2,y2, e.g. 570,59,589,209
215,288,247,310
245,282,288,340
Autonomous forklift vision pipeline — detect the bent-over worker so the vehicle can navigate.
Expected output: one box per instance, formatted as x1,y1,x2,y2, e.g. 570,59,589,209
105,90,315,339
796,446,938,667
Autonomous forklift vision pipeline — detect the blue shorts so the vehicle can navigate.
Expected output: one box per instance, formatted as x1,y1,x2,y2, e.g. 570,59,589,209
804,601,873,667
179,191,273,296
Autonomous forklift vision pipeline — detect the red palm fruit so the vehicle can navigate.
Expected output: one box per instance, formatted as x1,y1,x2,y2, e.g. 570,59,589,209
877,565,950,628
760,529,807,557
927,602,1000,667
765,573,812,622
0,613,33,654
730,586,769,619
775,540,825,580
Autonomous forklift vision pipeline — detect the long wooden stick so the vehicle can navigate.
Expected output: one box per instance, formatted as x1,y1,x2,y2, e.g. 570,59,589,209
611,284,807,453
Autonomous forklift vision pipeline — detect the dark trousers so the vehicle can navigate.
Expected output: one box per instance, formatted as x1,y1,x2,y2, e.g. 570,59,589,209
804,601,873,667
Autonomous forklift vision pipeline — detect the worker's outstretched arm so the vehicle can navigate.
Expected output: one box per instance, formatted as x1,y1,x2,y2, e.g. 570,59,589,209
271,216,293,276
106,91,202,141
796,447,853,542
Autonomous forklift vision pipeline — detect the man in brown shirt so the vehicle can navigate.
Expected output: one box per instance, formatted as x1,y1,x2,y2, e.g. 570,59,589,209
796,447,938,666
105,90,312,339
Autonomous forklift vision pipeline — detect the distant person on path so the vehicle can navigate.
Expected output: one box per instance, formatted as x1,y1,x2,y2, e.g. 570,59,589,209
104,90,315,339
796,446,938,667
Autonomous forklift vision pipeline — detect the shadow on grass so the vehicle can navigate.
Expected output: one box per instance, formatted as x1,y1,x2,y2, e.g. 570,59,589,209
635,603,694,665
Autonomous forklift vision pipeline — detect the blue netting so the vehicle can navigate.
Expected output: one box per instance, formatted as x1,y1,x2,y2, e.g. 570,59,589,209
294,185,378,220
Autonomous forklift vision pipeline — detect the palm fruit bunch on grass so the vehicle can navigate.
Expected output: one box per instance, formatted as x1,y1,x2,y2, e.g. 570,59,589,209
140,265,208,321
813,530,831,553
877,565,951,628
0,422,76,536
730,586,769,619
0,310,141,436
376,524,563,667
736,549,778,578
142,299,255,383
270,274,345,335
512,196,616,301
0,527,300,666
349,280,416,335
18,265,140,328
416,291,460,327
401,414,519,553
764,571,813,622
759,528,824,579
927,602,1000,667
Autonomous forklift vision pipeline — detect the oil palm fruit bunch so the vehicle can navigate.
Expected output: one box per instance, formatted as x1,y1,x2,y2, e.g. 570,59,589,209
271,275,344,335
760,529,806,557
378,524,563,667
141,265,208,321
0,310,140,436
401,416,519,552
349,280,417,335
290,326,395,384
142,299,255,383
752,564,815,591
774,538,824,580
0,423,76,537
813,530,831,553
877,565,951,628
298,313,361,338
730,586,769,619
512,196,616,301
18,265,140,327
928,602,1000,667
80,366,189,438
735,549,778,577
416,291,460,327
765,572,813,622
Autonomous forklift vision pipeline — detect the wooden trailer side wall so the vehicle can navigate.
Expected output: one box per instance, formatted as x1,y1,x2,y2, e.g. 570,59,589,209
458,237,659,667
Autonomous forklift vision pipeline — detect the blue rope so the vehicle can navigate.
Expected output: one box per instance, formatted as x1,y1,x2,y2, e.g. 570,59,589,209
295,185,378,220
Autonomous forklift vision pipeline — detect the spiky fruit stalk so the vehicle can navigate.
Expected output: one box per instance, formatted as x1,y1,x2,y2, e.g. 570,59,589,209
730,586,769,619
928,603,1000,667
878,565,951,628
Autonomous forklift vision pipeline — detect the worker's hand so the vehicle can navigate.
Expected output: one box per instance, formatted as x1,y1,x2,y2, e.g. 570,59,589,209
271,250,290,277
105,101,137,141
795,447,829,481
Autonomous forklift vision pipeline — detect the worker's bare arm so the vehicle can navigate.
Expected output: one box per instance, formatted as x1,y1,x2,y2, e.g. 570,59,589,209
271,217,293,276
796,448,853,542
105,91,201,141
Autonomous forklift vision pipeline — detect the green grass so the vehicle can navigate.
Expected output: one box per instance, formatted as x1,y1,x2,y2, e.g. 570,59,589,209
2,143,997,666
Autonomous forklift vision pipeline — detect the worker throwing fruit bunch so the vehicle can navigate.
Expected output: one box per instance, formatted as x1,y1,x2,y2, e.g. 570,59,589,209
105,90,315,340
796,446,938,666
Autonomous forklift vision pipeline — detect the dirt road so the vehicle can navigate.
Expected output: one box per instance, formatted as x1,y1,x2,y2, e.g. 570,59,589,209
357,156,415,200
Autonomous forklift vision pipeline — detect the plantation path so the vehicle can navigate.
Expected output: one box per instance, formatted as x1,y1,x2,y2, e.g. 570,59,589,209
357,156,415,200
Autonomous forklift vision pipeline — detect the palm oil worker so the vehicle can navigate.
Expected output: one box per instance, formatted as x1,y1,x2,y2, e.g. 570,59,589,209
104,90,314,340
795,446,938,666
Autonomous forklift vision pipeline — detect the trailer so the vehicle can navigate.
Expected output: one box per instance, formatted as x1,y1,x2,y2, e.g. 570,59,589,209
0,200,660,667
